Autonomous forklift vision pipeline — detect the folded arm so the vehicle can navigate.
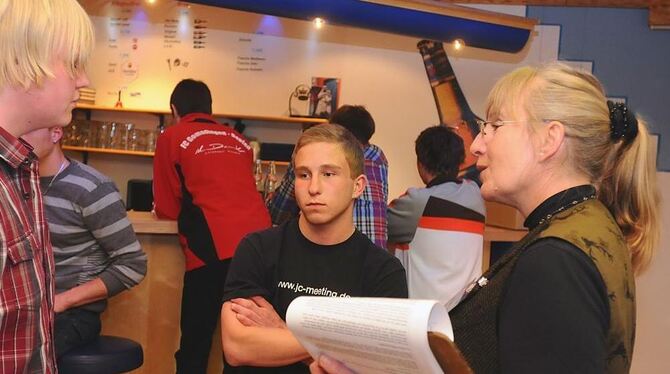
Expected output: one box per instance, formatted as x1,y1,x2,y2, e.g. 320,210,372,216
221,298,310,367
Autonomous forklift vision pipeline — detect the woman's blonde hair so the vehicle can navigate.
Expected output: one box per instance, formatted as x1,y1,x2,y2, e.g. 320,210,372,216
0,0,94,89
293,123,364,178
486,63,660,275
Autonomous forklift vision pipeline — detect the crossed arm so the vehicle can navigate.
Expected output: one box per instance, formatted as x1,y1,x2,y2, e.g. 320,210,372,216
221,296,311,367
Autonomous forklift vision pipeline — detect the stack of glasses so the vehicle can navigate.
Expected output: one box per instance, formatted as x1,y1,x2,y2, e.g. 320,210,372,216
62,120,159,152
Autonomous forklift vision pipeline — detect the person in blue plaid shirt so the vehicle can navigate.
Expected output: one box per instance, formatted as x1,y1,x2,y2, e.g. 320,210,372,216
267,105,389,248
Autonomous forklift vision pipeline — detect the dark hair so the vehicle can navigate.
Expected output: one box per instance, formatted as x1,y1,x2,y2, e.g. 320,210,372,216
170,79,212,116
328,105,375,145
415,125,464,179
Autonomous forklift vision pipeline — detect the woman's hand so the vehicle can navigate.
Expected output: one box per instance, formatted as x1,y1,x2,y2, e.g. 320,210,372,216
309,355,355,374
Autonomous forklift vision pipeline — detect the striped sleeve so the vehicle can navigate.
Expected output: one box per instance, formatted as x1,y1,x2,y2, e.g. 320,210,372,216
79,180,147,296
387,189,426,244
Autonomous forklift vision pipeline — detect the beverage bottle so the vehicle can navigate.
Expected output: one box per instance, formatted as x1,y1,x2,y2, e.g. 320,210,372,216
417,40,479,175
249,140,261,163
263,161,277,199
254,159,264,193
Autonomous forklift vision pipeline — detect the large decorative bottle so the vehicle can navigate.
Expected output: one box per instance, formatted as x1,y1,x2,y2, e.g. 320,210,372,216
417,40,480,177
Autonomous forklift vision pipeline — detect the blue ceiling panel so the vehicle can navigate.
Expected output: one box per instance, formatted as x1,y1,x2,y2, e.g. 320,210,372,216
186,0,532,53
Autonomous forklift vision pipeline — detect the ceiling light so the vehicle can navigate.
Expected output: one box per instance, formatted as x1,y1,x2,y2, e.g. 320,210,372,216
313,17,325,29
453,38,465,51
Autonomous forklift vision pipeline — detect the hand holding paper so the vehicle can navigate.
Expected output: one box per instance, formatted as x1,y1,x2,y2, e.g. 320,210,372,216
287,297,458,374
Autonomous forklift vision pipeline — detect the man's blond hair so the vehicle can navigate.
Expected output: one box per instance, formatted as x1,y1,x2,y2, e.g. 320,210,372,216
0,0,94,89
293,123,364,178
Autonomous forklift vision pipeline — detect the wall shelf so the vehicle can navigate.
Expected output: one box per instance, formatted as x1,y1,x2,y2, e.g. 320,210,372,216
63,145,154,157
75,103,328,125
70,104,311,164
63,145,290,167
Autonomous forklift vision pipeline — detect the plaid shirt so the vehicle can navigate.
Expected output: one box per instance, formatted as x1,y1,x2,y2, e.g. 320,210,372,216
268,144,389,248
0,126,56,374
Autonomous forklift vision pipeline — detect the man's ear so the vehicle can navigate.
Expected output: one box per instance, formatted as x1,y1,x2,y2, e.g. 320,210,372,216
170,104,181,122
50,126,64,144
352,174,367,199
538,120,566,162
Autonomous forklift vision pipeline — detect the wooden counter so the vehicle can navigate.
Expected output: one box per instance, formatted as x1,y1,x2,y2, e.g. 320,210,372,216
126,210,178,234
100,212,223,374
99,212,525,373
482,225,527,271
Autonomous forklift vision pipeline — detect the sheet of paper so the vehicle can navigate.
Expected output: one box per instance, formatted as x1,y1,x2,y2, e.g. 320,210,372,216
286,297,452,374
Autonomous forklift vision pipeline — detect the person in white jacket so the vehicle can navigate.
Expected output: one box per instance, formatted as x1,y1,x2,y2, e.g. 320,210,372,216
388,125,485,311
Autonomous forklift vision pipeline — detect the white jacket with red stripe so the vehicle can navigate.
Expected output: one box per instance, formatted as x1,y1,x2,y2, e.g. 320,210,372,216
388,178,485,311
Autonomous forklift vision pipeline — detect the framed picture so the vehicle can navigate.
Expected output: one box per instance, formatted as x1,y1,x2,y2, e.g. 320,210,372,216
309,77,341,118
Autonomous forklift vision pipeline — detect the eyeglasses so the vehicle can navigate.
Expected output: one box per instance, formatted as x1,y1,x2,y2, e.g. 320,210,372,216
475,119,523,137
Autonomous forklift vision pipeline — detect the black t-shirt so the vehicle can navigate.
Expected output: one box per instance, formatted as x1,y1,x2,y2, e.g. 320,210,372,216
223,218,408,373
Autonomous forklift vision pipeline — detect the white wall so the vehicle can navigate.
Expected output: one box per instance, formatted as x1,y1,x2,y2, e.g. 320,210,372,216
79,1,559,201
632,171,670,373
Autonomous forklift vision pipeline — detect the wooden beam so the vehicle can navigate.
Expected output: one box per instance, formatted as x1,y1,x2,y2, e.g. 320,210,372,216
436,0,651,7
650,0,670,29
420,0,670,27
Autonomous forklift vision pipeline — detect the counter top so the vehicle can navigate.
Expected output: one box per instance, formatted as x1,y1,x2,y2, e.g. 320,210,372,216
127,210,178,234
484,225,527,242
126,209,527,242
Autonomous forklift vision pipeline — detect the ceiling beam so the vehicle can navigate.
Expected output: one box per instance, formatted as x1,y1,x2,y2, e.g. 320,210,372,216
413,0,670,28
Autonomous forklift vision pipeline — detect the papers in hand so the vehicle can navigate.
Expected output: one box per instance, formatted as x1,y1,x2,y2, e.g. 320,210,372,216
286,297,453,374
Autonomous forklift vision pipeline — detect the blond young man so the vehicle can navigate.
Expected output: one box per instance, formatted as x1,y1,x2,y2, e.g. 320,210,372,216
0,1,93,372
221,124,407,373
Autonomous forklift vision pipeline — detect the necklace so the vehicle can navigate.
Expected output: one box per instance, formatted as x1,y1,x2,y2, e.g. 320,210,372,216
537,194,597,226
42,159,68,196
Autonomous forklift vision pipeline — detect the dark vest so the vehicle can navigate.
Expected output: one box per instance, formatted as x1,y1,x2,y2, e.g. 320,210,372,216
450,199,634,373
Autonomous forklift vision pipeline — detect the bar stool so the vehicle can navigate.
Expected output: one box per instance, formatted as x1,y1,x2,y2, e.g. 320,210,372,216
58,335,144,374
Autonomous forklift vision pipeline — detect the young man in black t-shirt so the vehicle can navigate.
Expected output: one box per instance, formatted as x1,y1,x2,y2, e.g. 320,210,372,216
221,124,407,373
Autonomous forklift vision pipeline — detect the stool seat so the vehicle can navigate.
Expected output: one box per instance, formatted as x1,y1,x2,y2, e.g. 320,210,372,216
58,335,143,374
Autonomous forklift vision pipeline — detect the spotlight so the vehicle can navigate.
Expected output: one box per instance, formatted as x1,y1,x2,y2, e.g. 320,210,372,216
313,17,325,29
453,38,465,51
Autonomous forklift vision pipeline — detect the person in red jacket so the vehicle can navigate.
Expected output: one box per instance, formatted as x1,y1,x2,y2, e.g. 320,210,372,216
153,79,271,373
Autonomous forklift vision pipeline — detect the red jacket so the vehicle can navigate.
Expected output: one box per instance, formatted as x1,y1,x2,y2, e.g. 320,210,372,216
153,113,271,271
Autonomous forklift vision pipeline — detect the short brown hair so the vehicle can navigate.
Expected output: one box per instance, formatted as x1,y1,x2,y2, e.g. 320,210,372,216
293,123,364,178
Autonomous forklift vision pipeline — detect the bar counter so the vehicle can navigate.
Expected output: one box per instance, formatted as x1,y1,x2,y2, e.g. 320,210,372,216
99,211,526,373
100,211,223,374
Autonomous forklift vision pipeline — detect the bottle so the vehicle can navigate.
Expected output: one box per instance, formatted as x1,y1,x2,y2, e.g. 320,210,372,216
249,140,261,164
254,159,264,193
262,161,277,199
417,40,479,173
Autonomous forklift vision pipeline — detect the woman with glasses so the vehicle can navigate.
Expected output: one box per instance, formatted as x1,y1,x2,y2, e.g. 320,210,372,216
310,63,659,374
447,63,659,373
